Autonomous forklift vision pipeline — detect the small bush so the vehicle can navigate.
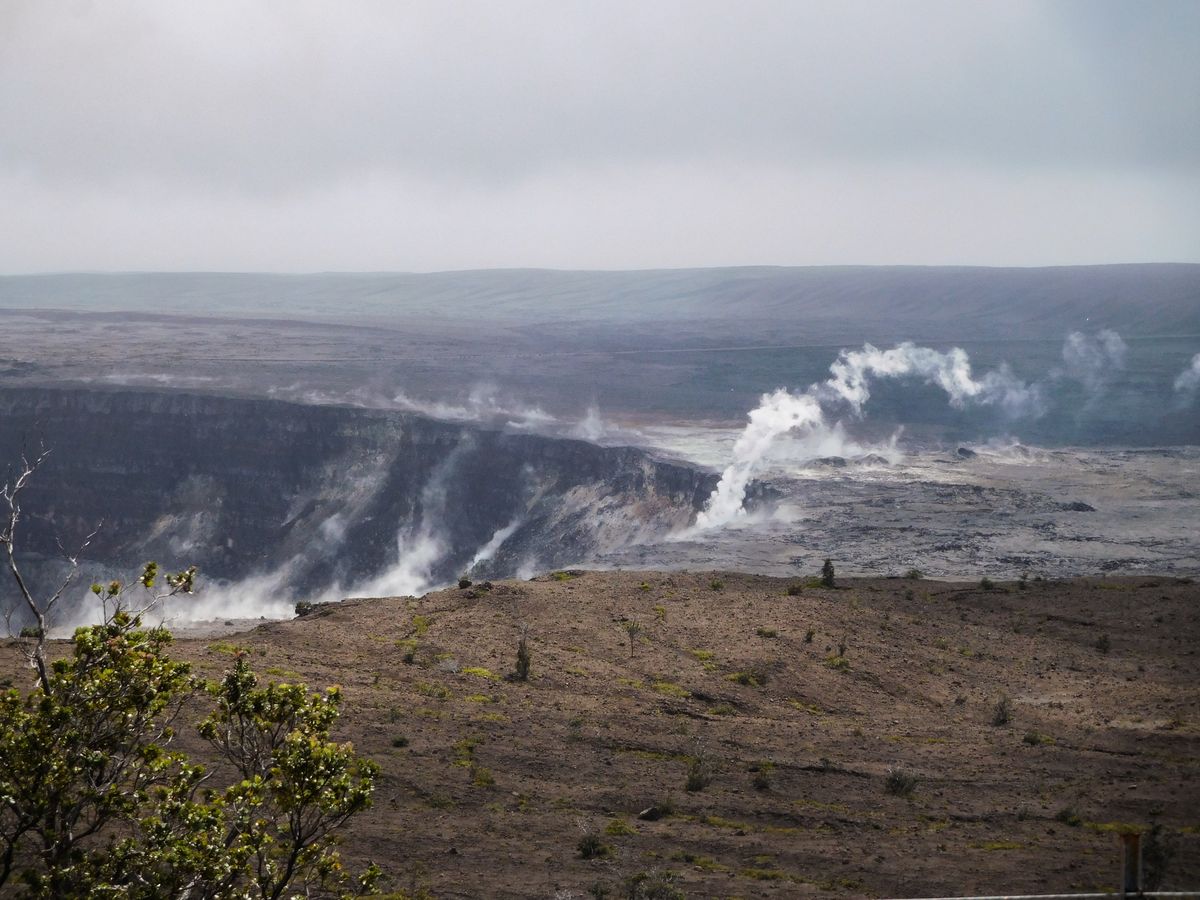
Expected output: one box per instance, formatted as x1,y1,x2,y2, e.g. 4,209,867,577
685,753,713,792
1095,633,1111,653
623,620,644,655
511,631,531,681
786,583,803,596
294,600,314,617
470,764,495,787
1055,806,1082,827
577,833,613,860
725,670,766,687
709,579,724,591
751,760,774,791
821,558,836,588
885,766,918,796
391,735,410,748
756,627,778,639
992,695,1012,726
458,576,472,589
803,628,815,644
979,576,994,591
604,817,638,836
904,568,923,580
624,870,685,900
1023,730,1052,746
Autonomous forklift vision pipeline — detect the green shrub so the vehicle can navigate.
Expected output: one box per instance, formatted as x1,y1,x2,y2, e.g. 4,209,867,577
885,766,918,796
577,833,613,859
1055,807,1082,827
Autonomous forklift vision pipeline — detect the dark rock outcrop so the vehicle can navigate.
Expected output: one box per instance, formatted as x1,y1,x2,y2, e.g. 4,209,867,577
0,388,717,603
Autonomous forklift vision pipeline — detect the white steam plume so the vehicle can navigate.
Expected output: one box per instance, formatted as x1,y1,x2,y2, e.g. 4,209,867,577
570,405,608,441
693,341,1040,531
468,518,522,571
392,383,556,431
1174,353,1200,398
1060,329,1127,397
346,529,443,598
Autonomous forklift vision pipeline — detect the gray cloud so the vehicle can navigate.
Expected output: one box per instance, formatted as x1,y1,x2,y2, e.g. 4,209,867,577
1,0,1197,271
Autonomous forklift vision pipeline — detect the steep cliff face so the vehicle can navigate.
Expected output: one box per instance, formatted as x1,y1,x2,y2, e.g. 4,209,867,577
0,388,716,608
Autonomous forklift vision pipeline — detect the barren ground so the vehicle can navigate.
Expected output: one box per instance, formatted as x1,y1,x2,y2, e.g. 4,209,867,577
5,572,1199,898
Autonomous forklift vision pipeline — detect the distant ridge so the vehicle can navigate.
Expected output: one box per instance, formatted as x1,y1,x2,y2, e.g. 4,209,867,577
2,264,1198,340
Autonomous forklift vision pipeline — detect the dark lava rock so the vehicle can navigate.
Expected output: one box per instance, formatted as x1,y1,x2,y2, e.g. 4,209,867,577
1060,501,1096,512
812,456,848,468
956,447,978,459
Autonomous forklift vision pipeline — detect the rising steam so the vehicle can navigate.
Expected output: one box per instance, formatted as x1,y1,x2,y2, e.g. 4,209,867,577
1059,329,1127,398
1174,353,1200,398
693,341,1043,531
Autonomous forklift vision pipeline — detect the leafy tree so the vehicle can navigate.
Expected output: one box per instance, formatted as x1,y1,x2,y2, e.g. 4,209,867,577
0,450,380,897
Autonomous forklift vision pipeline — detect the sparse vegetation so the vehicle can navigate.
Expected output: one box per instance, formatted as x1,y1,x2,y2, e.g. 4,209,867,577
992,695,1012,726
885,766,919,796
685,750,714,792
623,620,645,655
604,817,638,836
751,760,775,791
577,833,613,860
1055,806,1083,827
904,568,923,580
510,627,531,681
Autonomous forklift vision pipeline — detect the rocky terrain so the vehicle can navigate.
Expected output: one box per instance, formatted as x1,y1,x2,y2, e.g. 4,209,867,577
5,571,1194,898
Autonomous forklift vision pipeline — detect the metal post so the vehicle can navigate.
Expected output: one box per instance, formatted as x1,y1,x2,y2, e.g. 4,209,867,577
1120,832,1142,898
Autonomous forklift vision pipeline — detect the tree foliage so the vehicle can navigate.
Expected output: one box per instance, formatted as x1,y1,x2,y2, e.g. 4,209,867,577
0,451,379,898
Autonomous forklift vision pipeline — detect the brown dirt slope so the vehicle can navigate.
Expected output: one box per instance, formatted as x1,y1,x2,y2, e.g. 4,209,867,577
8,572,1200,898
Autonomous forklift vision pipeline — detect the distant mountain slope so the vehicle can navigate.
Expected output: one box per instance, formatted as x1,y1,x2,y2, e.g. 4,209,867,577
3,264,1197,341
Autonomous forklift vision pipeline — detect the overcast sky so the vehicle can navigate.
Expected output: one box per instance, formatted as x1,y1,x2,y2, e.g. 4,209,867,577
1,0,1197,272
